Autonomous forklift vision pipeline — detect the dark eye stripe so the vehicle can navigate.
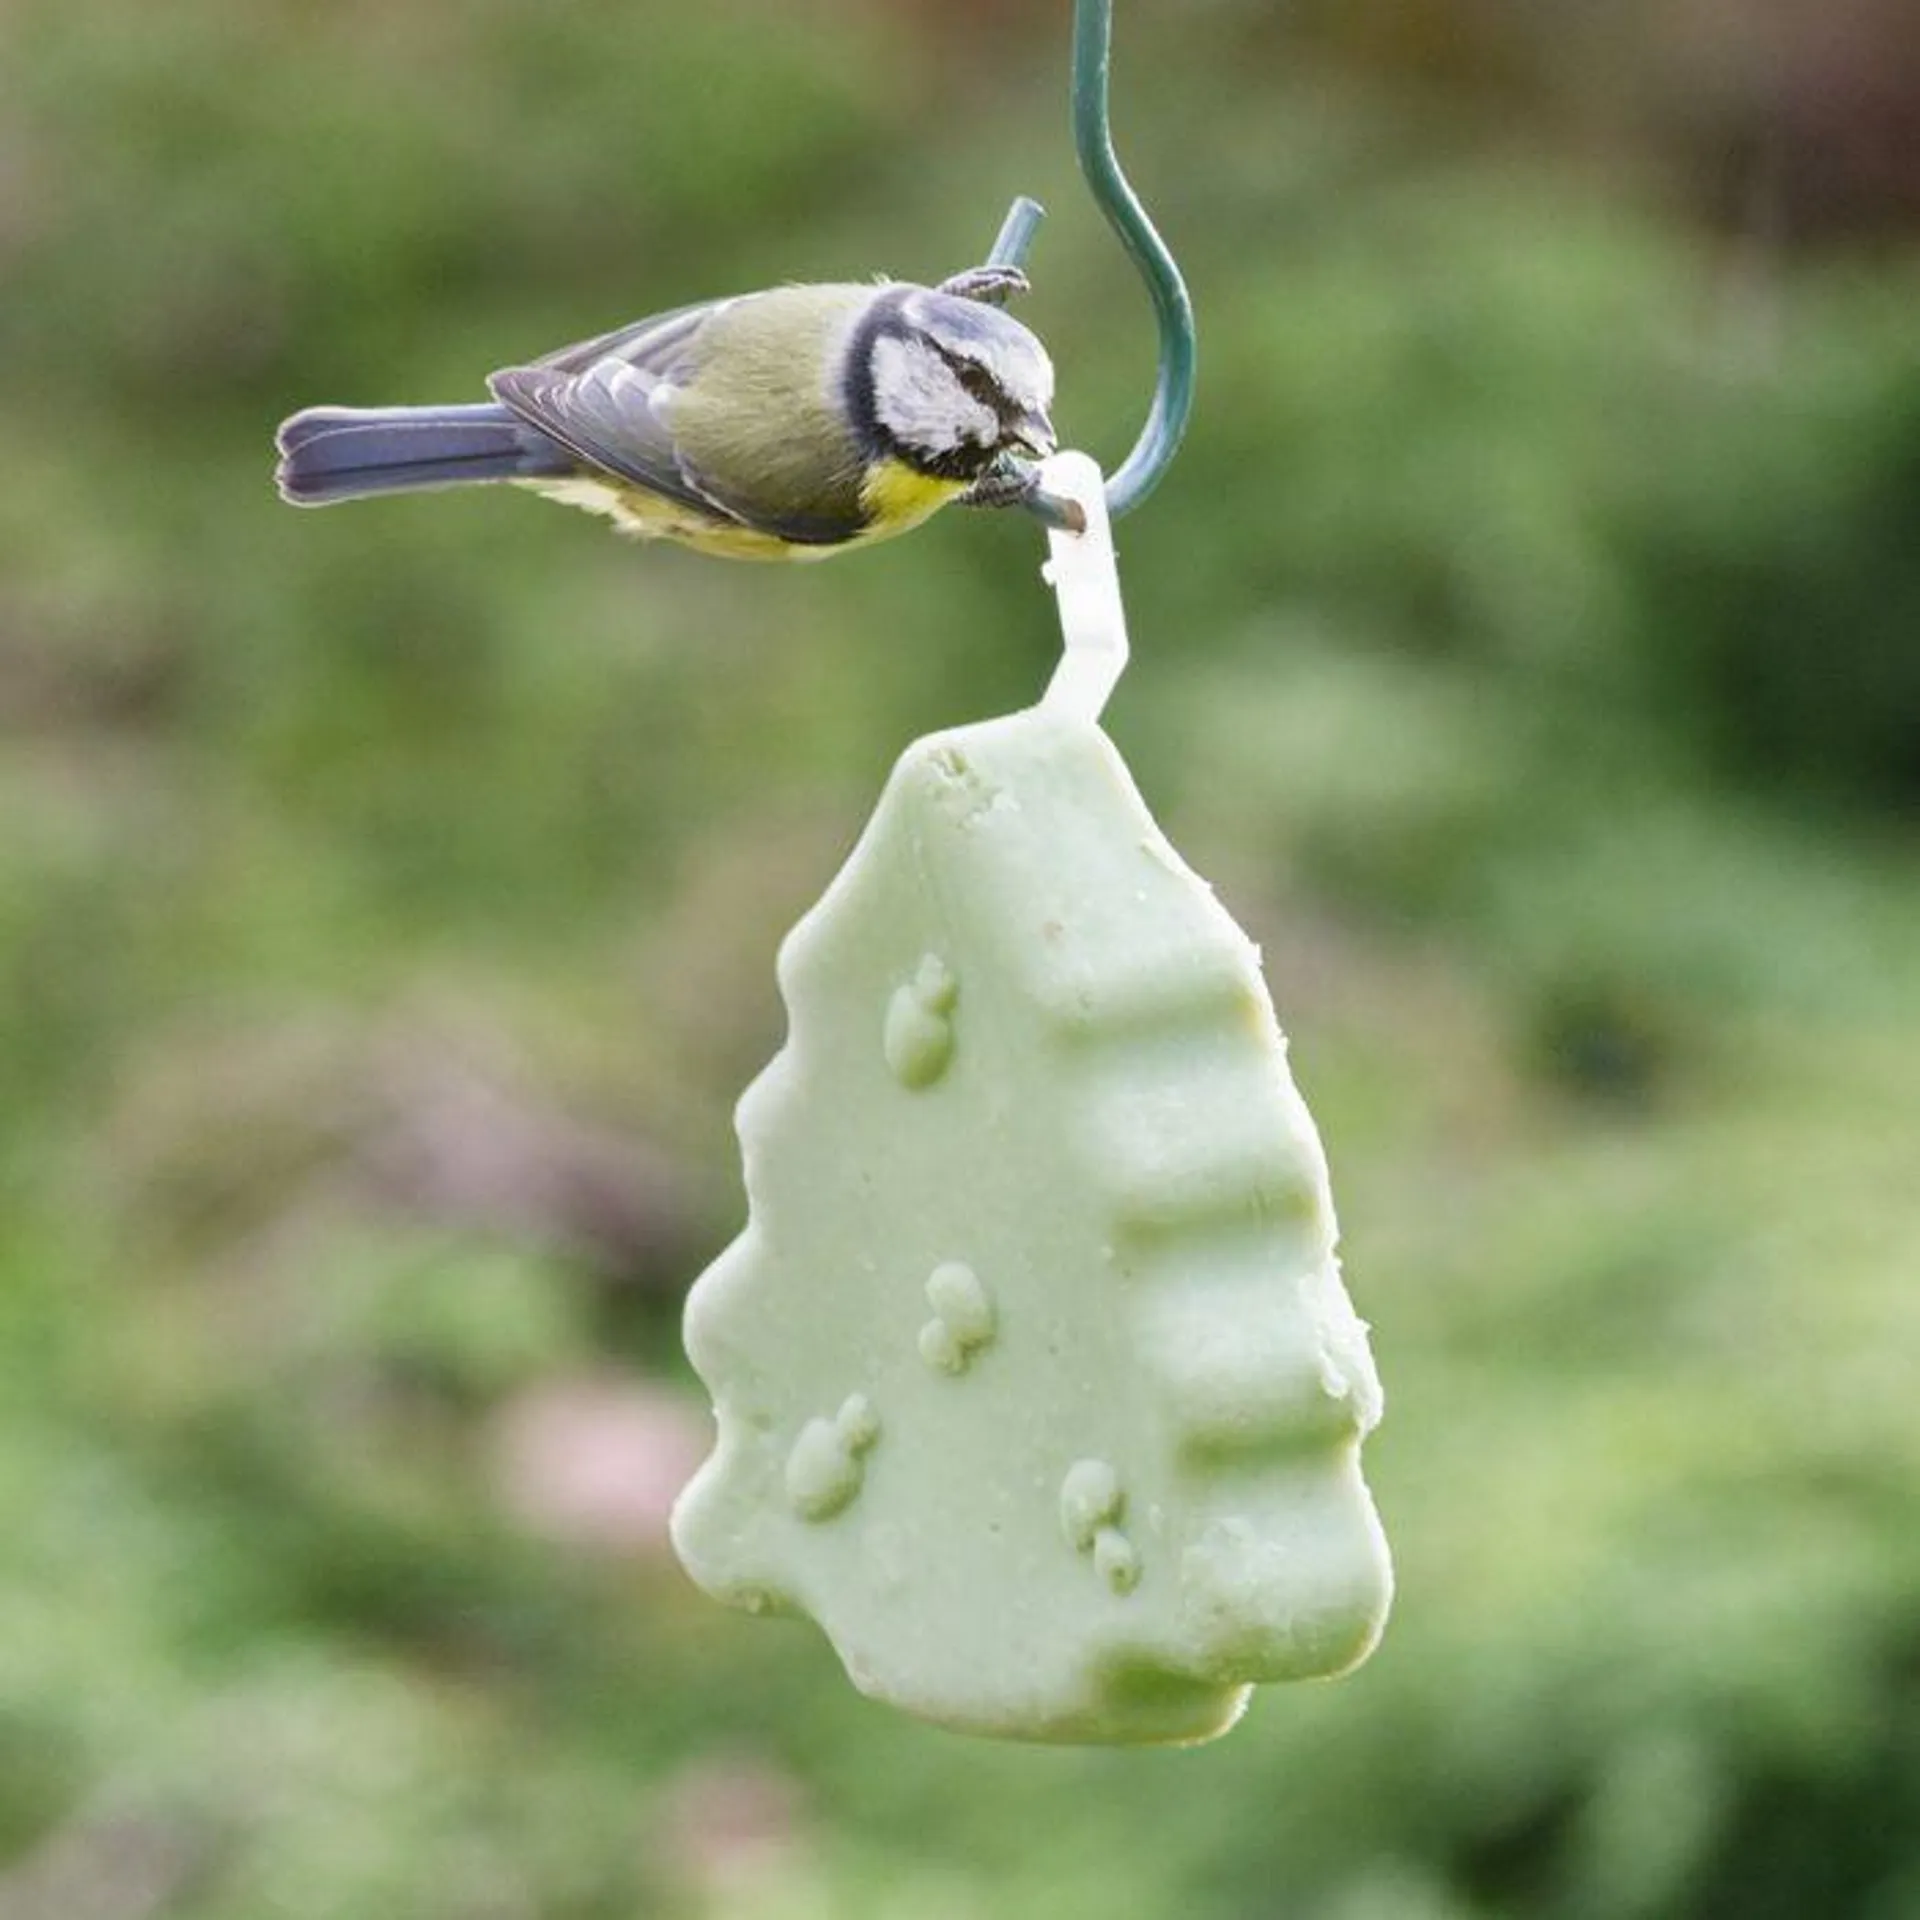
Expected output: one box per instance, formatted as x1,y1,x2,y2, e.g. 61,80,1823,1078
933,341,1002,407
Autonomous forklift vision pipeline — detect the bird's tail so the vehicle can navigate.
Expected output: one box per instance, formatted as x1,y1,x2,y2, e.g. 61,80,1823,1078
274,402,573,506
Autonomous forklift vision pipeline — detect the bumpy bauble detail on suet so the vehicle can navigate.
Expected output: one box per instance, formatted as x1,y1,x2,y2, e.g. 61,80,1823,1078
273,266,1055,561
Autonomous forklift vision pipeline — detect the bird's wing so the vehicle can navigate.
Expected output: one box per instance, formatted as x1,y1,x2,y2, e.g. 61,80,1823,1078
529,299,720,376
487,298,744,521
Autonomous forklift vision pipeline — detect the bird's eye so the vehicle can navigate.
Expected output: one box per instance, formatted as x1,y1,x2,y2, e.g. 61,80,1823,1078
955,364,998,404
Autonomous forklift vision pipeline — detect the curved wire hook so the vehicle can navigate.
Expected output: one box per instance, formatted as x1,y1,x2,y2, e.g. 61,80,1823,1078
986,0,1195,526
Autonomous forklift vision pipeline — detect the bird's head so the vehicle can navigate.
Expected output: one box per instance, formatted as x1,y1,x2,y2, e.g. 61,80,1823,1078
852,287,1056,483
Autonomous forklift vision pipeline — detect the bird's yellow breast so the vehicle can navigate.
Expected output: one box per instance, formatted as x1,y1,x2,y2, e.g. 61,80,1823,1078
858,458,970,536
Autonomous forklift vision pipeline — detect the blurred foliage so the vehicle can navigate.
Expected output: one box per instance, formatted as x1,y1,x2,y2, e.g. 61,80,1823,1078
1,1,1917,1916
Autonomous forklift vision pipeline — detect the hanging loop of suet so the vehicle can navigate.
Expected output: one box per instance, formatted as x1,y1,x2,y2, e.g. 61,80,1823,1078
986,0,1196,529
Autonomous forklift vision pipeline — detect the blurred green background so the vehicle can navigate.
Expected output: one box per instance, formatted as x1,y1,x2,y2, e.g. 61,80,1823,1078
3,1,1918,1914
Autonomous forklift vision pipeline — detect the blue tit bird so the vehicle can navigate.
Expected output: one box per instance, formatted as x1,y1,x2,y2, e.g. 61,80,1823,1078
274,264,1055,561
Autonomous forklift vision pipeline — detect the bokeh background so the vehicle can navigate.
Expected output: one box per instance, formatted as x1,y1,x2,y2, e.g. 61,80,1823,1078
3,1,1919,1914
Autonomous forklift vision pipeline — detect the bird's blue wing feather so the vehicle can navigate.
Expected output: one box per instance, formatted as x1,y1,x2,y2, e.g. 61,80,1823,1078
529,300,721,376
488,297,744,521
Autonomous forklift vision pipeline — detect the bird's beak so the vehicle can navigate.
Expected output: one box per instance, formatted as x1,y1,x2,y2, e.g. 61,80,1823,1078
1006,407,1057,459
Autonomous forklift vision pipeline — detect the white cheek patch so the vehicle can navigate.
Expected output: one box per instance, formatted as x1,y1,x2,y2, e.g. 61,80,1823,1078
873,335,998,453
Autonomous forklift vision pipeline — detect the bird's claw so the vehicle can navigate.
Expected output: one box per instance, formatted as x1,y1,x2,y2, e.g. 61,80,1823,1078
958,457,1042,510
936,264,1031,308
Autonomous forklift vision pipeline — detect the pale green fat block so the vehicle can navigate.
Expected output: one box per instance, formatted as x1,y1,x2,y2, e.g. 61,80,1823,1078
672,704,1391,1745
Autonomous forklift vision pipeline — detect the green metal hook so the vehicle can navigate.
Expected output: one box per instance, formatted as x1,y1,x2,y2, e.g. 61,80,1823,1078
986,0,1196,526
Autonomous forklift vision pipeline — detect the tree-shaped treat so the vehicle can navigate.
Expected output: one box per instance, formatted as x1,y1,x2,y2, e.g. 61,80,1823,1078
673,702,1391,1745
